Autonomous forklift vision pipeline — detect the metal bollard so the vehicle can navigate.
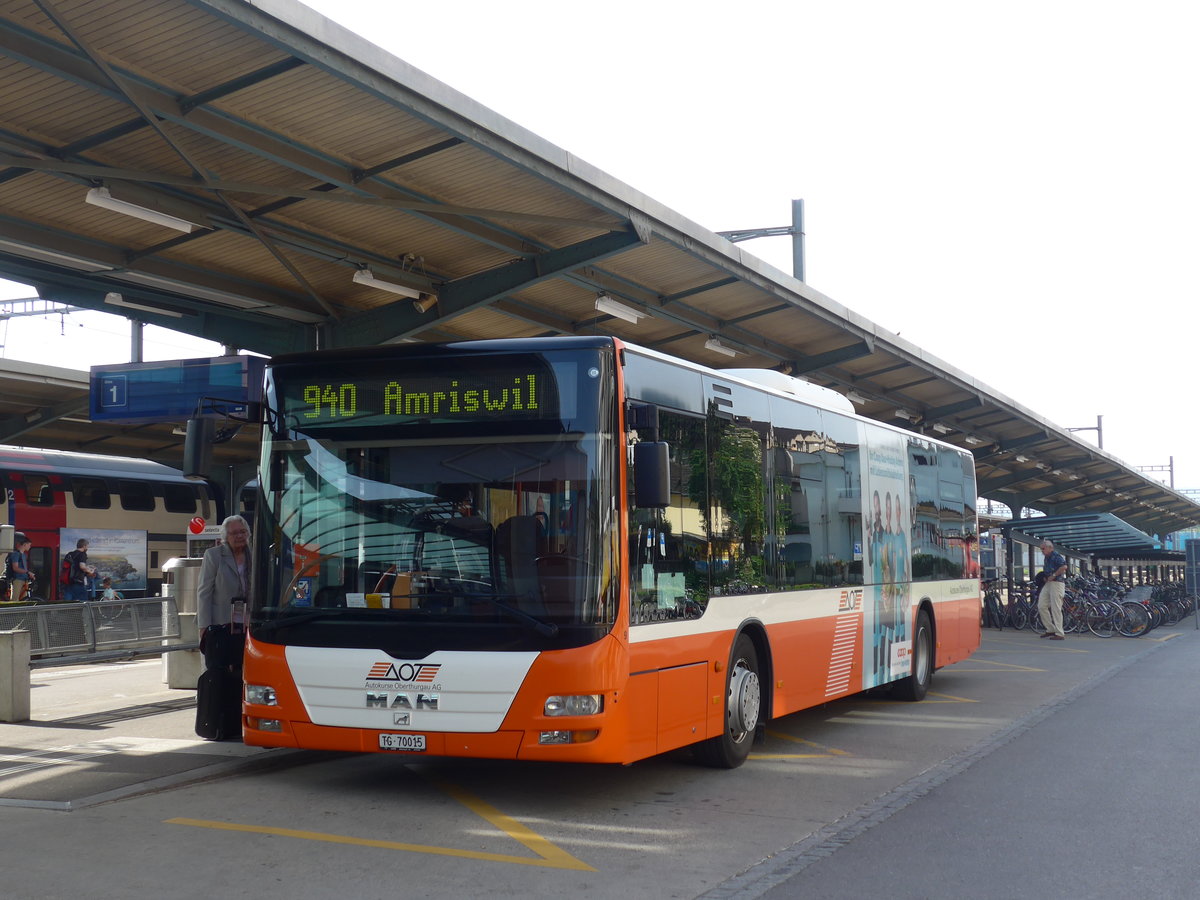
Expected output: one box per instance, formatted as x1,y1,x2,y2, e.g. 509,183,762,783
0,629,32,723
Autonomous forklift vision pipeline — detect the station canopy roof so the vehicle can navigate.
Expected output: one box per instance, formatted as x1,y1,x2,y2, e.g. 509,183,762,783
1,0,1198,536
997,514,1167,559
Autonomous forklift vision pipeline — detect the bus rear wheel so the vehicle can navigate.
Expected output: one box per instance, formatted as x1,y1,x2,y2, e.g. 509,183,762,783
891,609,932,702
693,634,761,769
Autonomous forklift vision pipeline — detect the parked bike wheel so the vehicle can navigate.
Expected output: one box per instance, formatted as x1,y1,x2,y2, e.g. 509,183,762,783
1029,606,1047,634
983,591,1004,630
1086,601,1117,638
1062,600,1086,634
1117,602,1151,637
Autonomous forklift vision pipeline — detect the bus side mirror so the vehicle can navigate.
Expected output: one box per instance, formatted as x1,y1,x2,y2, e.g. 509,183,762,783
634,442,671,509
183,418,214,480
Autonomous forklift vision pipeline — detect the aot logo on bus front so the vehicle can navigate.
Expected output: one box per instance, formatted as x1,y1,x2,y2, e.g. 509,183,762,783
366,662,441,684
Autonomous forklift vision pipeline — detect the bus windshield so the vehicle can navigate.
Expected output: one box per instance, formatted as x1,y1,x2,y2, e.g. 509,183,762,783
250,345,619,652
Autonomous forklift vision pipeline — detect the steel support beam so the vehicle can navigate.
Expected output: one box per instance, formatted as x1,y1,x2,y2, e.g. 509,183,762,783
977,471,1046,495
27,276,313,356
998,432,1049,452
789,339,875,375
0,395,89,444
328,227,646,347
923,397,983,420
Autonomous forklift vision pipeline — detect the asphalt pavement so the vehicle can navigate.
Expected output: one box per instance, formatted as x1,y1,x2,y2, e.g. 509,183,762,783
707,626,1200,900
2,625,1198,900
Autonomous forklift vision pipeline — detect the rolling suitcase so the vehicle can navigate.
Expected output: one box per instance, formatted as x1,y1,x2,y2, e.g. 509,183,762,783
195,666,243,741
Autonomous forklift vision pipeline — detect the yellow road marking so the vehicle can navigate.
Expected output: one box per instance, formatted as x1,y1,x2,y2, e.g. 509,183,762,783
759,729,851,757
952,659,1046,672
925,691,978,703
429,776,593,870
750,753,843,760
167,778,594,871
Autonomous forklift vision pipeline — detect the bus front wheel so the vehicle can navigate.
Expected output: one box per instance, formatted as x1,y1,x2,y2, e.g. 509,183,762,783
693,634,761,769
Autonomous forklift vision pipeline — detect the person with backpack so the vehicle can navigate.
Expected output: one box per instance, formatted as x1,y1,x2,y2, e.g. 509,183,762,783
62,538,97,604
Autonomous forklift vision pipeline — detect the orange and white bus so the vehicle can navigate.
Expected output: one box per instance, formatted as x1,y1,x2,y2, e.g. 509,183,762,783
0,447,222,601
242,337,980,766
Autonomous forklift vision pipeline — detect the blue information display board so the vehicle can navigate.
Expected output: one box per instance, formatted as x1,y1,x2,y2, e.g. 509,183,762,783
90,355,265,423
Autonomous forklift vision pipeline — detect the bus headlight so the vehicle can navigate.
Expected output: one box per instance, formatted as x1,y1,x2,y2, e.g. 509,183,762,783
544,694,603,716
245,684,277,706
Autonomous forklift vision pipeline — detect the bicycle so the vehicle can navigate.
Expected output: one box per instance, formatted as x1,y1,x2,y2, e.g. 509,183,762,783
1084,598,1120,638
982,579,1005,630
0,575,49,633
1060,589,1088,634
1116,600,1152,637
94,590,129,624
1003,580,1034,631
0,571,45,605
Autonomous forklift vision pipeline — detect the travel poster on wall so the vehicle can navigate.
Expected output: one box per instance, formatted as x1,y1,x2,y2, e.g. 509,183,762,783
60,527,149,593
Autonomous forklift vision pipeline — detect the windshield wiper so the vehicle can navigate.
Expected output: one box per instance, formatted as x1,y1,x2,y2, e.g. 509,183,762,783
478,594,559,637
256,595,558,637
254,607,348,631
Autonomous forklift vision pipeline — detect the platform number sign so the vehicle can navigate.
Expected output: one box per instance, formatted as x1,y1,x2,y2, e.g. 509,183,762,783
90,356,265,424
98,374,128,410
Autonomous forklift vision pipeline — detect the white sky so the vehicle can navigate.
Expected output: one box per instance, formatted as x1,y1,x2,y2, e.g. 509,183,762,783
2,0,1196,496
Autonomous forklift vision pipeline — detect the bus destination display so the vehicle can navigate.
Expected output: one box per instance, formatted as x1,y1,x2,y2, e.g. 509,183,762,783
278,364,561,428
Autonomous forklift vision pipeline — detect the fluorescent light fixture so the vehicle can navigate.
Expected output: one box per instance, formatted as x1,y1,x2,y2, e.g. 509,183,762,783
704,337,737,357
845,390,867,405
104,291,185,319
1015,455,1029,463
894,408,914,420
594,294,644,324
353,268,422,299
108,271,270,311
0,237,111,272
964,435,983,445
85,187,196,233
931,423,952,434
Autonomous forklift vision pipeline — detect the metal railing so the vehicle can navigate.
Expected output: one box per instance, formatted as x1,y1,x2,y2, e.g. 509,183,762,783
0,597,185,663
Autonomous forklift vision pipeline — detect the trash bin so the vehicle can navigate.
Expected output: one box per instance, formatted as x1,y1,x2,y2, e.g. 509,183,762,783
162,557,204,689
